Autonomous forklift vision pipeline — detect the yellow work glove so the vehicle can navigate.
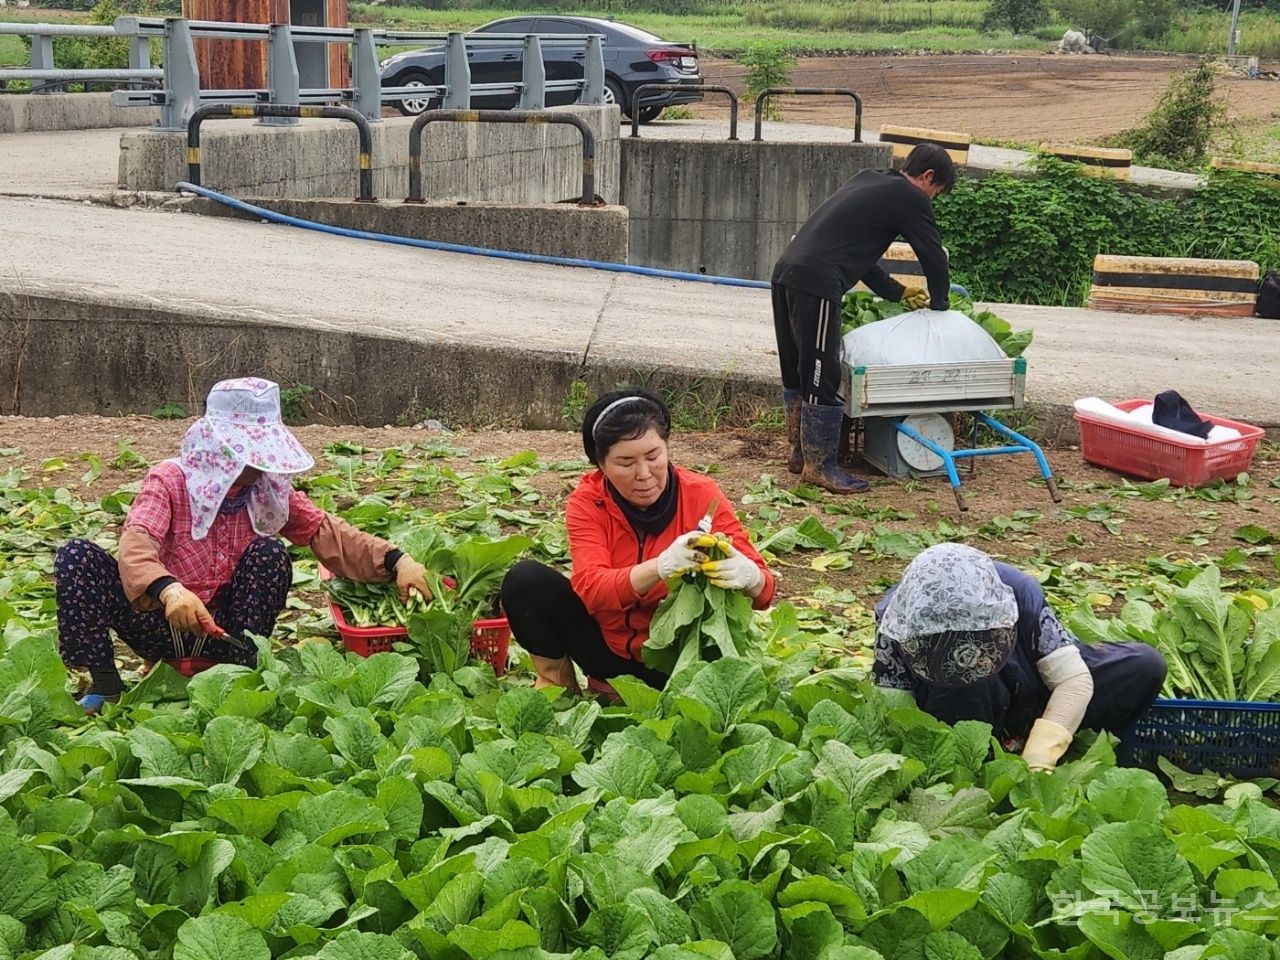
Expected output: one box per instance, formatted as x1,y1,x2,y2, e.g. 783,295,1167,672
1021,717,1073,773
700,543,765,593
901,286,930,310
159,583,222,636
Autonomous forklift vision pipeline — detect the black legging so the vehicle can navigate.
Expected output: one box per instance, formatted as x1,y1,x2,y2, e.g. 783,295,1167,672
500,559,668,687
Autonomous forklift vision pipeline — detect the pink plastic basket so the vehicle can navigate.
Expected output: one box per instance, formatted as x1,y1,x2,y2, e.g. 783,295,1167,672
1074,398,1263,487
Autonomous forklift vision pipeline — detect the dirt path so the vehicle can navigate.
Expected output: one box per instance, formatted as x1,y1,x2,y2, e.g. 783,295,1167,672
694,52,1280,144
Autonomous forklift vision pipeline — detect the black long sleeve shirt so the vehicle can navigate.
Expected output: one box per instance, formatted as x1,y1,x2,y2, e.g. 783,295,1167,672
771,169,951,309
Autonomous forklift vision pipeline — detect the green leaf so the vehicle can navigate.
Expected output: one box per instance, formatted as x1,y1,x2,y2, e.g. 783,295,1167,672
0,836,55,921
173,915,270,960
346,654,419,710
290,789,389,846
496,687,556,738
315,930,415,960
690,880,778,960
571,739,660,799
200,715,267,785
1077,911,1166,960
1080,821,1197,916
683,658,769,732
923,930,984,960
573,903,656,960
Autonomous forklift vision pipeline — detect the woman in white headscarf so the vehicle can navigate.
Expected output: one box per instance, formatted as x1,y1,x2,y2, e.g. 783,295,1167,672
54,377,430,712
872,543,1166,773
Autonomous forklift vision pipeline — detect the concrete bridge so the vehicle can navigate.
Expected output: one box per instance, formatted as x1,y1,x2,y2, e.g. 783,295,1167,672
1,103,1274,435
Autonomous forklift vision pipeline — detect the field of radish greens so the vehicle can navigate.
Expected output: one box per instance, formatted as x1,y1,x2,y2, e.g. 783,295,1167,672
1,433,1279,960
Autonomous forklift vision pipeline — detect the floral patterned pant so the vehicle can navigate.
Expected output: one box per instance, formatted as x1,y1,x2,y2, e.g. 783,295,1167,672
54,537,291,669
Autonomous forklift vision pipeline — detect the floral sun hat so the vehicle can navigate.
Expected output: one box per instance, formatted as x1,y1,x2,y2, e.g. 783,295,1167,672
175,377,315,540
879,543,1020,688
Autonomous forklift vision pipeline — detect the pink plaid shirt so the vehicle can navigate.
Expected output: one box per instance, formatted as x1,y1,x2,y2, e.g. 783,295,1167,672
124,461,325,604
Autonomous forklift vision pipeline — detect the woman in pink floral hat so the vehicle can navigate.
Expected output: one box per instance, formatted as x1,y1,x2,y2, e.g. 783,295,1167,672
53,377,430,712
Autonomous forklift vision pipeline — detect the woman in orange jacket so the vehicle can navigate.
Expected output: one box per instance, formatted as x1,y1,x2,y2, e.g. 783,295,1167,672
501,389,777,693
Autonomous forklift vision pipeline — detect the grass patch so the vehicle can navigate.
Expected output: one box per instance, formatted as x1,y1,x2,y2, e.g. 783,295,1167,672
0,33,26,68
351,4,1052,54
1150,10,1280,60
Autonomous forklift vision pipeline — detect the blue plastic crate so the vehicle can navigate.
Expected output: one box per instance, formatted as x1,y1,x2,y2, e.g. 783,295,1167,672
1118,698,1280,779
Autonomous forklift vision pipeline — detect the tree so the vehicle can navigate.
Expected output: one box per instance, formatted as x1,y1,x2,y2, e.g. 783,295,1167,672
982,0,1050,34
738,42,795,122
1054,0,1135,44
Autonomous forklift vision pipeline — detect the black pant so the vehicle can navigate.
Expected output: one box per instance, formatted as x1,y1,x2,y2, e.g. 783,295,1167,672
54,537,291,669
772,282,844,406
500,559,668,687
914,642,1168,742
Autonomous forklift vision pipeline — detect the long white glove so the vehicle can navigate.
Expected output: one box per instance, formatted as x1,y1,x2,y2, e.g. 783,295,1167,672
656,531,707,580
700,544,764,593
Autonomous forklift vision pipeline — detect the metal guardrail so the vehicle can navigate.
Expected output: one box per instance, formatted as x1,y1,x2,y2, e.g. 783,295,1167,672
753,87,863,143
629,83,737,140
187,103,375,202
407,109,596,205
0,21,154,93
1,18,606,129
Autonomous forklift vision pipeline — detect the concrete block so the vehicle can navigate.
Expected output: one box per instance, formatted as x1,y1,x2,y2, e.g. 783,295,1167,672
175,196,629,263
118,105,619,204
621,138,891,281
0,92,159,134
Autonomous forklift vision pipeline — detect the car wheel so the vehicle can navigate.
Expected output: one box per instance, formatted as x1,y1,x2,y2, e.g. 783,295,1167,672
393,70,439,117
638,104,664,124
603,78,630,118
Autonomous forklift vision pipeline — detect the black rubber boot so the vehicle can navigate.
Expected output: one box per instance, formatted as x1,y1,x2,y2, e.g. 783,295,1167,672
783,388,803,474
800,402,869,494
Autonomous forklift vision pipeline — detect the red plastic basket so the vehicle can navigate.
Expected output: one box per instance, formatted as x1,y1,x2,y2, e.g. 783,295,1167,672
319,566,509,674
163,657,221,677
1074,398,1264,487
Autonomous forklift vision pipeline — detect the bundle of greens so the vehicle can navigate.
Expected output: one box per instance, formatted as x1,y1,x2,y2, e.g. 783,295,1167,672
840,290,1033,358
1068,564,1280,702
642,534,760,677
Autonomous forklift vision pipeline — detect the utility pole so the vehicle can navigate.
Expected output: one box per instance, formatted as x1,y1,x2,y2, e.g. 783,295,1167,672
1227,0,1242,56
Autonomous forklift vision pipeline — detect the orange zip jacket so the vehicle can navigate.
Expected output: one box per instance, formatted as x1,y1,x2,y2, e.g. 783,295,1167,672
565,466,778,662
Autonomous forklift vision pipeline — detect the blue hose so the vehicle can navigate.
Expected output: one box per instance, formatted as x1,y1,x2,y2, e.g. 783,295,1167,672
174,182,972,299
174,181,771,289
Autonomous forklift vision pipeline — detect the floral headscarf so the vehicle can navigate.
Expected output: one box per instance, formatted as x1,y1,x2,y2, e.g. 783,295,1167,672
879,543,1020,688
174,378,315,541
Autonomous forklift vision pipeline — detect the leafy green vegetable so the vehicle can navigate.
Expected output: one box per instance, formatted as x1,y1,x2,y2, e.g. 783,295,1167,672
642,537,760,676
1069,565,1280,702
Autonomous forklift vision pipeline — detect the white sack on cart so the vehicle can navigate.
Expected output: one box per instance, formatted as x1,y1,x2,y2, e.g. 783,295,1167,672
844,309,1006,367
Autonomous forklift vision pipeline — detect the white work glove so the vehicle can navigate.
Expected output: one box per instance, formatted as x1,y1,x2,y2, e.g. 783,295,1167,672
656,531,707,580
700,543,764,594
1021,717,1073,773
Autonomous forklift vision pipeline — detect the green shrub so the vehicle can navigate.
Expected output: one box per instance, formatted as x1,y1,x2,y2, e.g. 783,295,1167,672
737,41,794,120
1112,59,1225,169
934,157,1280,305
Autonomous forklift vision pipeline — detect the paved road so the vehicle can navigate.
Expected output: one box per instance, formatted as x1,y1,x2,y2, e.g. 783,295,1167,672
4,194,1275,427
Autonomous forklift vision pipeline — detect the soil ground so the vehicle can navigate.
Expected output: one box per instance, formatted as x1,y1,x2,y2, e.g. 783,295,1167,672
5,413,1278,607
692,52,1280,148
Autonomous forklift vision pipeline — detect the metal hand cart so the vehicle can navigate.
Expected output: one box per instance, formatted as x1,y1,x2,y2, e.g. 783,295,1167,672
843,356,1062,511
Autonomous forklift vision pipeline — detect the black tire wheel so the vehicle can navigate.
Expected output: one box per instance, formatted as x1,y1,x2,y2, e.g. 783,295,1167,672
638,104,664,124
603,78,630,118
393,70,439,117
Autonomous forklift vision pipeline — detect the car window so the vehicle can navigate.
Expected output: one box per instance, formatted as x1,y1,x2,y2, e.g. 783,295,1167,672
533,19,590,35
477,18,535,34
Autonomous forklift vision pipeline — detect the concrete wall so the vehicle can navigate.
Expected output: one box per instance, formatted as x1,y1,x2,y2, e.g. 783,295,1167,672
0,92,160,134
172,196,629,263
620,139,893,281
0,291,775,429
118,105,621,204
